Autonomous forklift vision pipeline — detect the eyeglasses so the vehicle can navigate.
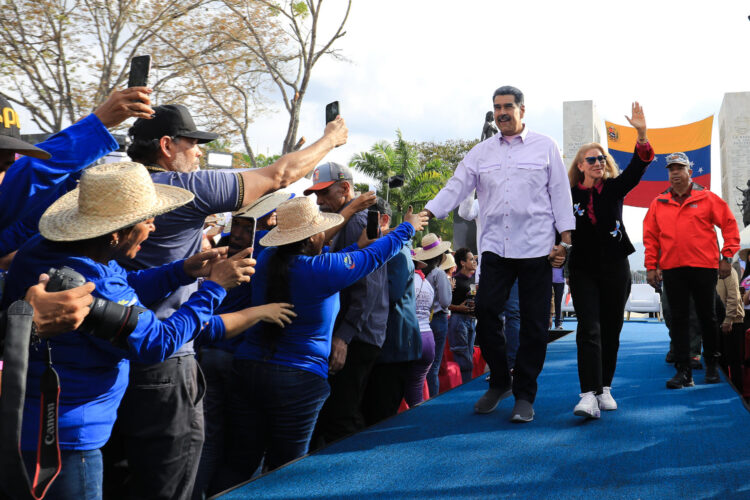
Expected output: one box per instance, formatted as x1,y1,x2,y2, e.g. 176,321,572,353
584,155,607,165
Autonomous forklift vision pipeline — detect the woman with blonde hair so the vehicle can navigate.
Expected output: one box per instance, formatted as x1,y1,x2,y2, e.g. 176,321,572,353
567,103,654,419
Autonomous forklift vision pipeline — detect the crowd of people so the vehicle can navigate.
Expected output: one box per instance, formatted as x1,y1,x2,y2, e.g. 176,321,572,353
0,83,747,500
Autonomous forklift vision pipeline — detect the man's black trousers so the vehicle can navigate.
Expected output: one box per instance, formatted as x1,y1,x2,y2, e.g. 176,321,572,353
475,252,552,404
662,267,719,370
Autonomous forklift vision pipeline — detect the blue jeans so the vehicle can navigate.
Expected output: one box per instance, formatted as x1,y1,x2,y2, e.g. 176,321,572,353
427,312,449,397
501,280,520,370
448,313,476,383
220,360,330,489
192,348,234,500
23,449,103,500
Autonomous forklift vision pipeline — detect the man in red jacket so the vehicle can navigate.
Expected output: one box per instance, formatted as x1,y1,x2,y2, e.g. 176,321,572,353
643,152,740,389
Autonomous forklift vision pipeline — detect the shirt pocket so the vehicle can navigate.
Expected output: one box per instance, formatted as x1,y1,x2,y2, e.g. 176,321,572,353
515,160,548,195
477,163,504,193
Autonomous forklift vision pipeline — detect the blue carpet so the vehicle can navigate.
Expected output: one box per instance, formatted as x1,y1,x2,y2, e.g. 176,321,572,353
218,321,750,499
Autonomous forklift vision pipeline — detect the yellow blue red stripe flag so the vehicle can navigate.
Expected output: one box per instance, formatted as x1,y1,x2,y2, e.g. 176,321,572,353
605,115,713,207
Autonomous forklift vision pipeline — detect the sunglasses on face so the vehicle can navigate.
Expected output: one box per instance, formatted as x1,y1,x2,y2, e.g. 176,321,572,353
584,155,607,165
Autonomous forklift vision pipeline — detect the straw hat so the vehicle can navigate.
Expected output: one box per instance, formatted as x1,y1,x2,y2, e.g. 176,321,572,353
39,162,194,241
409,247,424,264
259,196,343,247
439,253,456,271
233,191,294,220
740,248,750,262
412,233,451,261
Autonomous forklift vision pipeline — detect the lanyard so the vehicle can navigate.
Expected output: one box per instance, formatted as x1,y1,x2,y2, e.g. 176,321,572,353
0,300,61,500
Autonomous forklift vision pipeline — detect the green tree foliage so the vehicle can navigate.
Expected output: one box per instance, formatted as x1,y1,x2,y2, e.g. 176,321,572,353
413,139,478,171
350,130,457,244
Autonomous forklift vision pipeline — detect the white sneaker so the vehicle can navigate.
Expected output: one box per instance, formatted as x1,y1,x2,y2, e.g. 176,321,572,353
597,387,618,411
573,391,601,419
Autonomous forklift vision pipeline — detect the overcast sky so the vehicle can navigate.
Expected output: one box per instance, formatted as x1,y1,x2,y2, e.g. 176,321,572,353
246,0,750,242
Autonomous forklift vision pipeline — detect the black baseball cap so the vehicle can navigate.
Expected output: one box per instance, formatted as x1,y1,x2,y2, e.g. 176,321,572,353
128,104,218,144
0,96,51,159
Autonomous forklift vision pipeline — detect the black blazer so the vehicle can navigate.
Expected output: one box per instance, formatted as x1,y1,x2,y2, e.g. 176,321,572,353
569,146,652,269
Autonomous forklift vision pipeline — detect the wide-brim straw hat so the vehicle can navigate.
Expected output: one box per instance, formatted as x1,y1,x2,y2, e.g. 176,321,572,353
409,247,425,264
259,196,343,247
233,191,294,220
39,161,194,241
439,253,456,271
412,233,451,261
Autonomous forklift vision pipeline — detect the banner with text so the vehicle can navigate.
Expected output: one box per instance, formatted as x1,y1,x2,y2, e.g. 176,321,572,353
605,115,713,207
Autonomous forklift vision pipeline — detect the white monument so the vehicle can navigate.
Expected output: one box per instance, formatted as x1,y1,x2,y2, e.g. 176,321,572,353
563,100,604,165
718,92,750,229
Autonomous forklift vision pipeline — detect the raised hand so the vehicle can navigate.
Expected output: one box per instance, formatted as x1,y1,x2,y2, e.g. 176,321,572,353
404,206,429,232
349,191,377,213
625,101,647,140
324,116,348,148
93,87,155,128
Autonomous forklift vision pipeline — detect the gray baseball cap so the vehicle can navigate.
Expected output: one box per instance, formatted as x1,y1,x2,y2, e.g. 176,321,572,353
664,152,692,168
303,162,354,195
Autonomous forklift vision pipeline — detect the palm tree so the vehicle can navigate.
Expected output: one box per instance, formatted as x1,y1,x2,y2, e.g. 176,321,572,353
350,130,454,240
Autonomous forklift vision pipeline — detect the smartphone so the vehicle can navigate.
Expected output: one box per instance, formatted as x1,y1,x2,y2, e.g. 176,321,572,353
244,216,257,258
366,210,380,239
325,101,339,124
127,55,151,88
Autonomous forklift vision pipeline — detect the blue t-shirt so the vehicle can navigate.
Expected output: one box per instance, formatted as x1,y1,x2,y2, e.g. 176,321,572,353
118,169,240,357
234,222,416,378
2,235,227,451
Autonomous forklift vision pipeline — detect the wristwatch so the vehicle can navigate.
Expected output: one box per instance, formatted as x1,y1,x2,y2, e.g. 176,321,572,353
721,256,732,264
560,242,572,253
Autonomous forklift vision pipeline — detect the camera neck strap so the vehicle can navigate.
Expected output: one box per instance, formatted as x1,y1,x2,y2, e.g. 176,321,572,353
0,300,61,500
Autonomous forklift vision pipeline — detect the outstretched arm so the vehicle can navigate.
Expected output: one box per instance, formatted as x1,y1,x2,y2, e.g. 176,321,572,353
238,117,348,206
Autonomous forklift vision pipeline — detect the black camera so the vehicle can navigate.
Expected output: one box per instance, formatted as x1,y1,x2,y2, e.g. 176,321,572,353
46,266,144,345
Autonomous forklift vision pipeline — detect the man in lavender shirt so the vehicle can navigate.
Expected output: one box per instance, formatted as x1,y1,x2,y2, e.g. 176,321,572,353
420,86,575,422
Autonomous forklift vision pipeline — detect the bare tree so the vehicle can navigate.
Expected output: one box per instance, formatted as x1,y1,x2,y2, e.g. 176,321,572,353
220,0,352,154
153,3,285,167
0,0,210,133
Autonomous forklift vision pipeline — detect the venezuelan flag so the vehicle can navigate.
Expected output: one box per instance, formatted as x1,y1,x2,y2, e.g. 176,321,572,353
605,116,713,207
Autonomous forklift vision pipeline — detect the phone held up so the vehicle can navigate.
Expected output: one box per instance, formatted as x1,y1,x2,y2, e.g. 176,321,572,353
325,101,339,124
127,55,151,88
243,216,257,258
366,210,380,240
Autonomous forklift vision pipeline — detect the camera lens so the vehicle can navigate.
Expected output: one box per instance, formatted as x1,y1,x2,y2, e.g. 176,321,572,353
82,298,131,334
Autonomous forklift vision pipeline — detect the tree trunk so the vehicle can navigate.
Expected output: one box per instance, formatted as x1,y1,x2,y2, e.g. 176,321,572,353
282,99,302,154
